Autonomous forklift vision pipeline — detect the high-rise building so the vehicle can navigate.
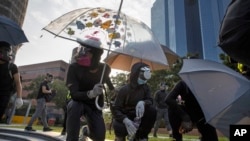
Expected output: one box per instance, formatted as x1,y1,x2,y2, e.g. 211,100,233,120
0,0,29,61
0,0,29,26
151,0,231,62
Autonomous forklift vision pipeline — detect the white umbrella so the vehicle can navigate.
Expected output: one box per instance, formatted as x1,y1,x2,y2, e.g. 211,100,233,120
104,45,179,71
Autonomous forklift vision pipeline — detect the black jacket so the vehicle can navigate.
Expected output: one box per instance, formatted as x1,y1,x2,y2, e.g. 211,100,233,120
66,62,114,109
112,62,153,122
165,80,204,122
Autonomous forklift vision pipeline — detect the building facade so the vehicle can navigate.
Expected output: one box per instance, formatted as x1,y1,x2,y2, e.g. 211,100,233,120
151,0,231,62
18,60,69,97
0,0,29,61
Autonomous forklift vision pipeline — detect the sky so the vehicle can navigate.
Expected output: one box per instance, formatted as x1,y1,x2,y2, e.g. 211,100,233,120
15,0,156,68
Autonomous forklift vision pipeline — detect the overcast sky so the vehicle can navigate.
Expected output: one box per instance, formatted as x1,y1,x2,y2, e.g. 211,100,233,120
15,0,156,67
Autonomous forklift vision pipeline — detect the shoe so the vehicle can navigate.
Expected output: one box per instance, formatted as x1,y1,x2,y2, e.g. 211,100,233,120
61,129,66,135
43,127,53,132
153,133,157,137
79,125,88,141
25,126,36,131
169,134,173,137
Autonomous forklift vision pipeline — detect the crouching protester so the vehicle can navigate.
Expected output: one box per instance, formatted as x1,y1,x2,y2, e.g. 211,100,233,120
112,62,157,141
165,80,218,141
66,38,114,141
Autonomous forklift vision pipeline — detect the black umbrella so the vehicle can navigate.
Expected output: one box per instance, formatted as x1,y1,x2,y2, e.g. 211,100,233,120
218,0,250,67
0,16,28,46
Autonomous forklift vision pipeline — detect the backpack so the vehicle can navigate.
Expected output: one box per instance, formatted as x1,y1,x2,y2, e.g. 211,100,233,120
8,62,16,95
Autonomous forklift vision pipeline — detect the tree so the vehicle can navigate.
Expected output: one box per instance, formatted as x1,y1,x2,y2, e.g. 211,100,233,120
50,79,68,108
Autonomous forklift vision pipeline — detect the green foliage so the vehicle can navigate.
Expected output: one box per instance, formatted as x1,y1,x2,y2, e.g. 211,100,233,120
219,53,238,71
110,72,128,88
50,79,68,108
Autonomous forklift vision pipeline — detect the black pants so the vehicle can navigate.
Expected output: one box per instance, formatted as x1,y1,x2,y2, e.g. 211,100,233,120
0,95,11,120
113,105,156,140
62,104,68,131
66,100,105,141
168,109,218,141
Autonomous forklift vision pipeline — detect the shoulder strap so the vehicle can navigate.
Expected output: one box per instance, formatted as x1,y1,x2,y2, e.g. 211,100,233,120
8,62,14,79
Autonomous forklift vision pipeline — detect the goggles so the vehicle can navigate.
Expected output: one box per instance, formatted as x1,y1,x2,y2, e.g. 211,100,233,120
78,46,92,56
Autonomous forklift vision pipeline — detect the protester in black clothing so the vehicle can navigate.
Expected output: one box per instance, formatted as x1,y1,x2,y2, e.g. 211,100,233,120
0,41,23,121
112,62,156,141
25,73,54,132
66,38,114,141
165,80,218,141
153,82,172,137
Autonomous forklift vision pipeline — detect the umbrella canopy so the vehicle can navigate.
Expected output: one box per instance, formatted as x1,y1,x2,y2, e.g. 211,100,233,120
104,45,179,71
218,0,250,66
178,59,250,137
43,7,168,69
0,16,28,46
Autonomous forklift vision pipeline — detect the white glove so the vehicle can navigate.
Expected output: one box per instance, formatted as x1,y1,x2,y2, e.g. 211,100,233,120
15,98,23,109
123,118,137,136
136,101,145,118
87,83,103,99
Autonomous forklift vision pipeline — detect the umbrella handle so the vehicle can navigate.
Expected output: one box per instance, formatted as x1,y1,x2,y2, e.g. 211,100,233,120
95,96,104,110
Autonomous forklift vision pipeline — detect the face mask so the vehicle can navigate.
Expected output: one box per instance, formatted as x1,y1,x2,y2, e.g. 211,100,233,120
137,77,147,85
77,55,91,67
139,66,151,80
0,50,10,62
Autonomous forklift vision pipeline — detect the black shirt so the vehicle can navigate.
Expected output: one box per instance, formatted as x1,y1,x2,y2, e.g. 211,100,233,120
0,62,18,95
66,62,114,109
36,80,50,99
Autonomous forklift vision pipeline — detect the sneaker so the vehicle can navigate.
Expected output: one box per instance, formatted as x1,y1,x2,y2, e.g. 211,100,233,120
43,127,53,132
61,129,66,135
24,126,36,131
169,134,173,137
79,125,88,141
153,133,157,137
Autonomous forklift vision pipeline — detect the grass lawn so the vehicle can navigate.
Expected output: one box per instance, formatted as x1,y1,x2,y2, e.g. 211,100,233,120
2,124,229,141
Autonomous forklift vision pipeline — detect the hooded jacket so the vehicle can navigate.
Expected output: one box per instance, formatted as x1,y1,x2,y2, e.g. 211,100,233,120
112,62,153,122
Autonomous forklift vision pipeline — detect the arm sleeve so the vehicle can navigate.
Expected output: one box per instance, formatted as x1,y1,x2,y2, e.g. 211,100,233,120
165,80,191,121
112,86,128,122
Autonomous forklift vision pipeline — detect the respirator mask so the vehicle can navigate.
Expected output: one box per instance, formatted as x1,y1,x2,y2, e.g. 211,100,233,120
77,46,92,67
137,66,151,85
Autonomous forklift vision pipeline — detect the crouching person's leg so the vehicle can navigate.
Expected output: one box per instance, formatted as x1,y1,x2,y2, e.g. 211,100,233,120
113,119,127,141
136,105,157,140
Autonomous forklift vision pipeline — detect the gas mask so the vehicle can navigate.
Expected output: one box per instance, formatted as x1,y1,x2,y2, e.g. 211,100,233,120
137,66,151,85
77,47,92,67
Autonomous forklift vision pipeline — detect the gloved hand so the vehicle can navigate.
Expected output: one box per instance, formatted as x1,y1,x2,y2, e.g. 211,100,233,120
179,120,193,134
136,101,145,118
123,118,137,136
87,83,103,99
15,98,23,109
